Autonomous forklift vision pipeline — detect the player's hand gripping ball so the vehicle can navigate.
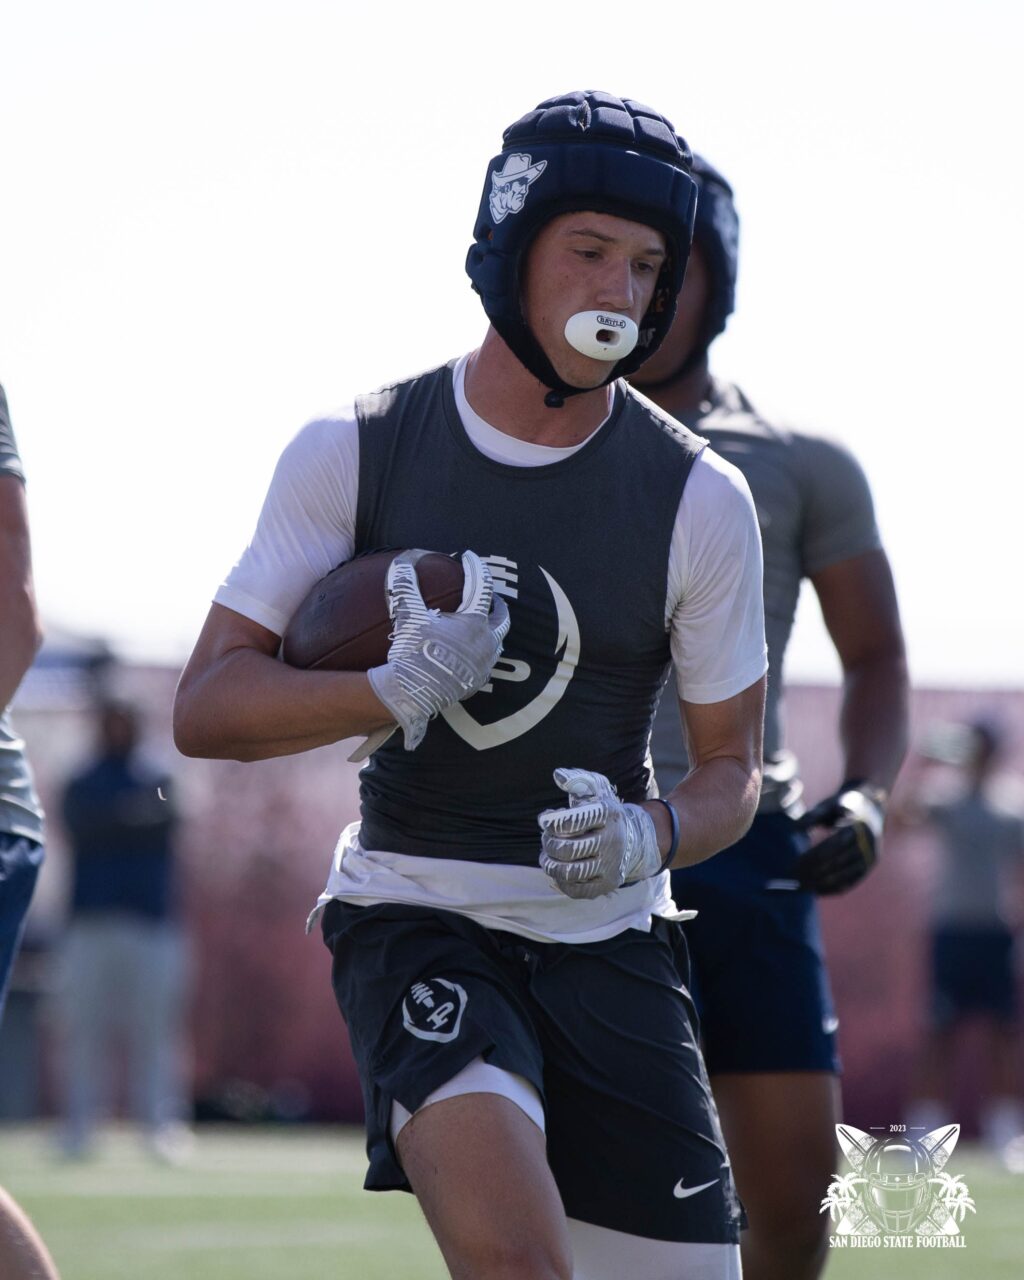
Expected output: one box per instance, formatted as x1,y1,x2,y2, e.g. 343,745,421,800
282,548,467,672
367,549,510,756
793,782,887,895
538,768,663,899
282,548,510,761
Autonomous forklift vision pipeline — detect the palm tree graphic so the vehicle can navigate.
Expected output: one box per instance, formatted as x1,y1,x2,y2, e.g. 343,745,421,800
929,1172,977,1223
820,1173,867,1222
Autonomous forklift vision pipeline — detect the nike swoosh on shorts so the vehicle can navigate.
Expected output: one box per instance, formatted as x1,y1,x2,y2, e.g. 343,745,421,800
673,1178,720,1199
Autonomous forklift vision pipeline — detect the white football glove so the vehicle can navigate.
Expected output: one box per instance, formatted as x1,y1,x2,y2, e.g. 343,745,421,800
538,768,663,899
352,550,510,761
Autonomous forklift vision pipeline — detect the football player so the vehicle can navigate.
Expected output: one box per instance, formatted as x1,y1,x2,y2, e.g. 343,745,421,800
630,157,909,1280
176,93,768,1280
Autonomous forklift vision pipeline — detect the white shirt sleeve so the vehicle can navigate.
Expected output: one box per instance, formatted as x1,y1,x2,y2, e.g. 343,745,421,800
667,448,768,704
213,411,361,636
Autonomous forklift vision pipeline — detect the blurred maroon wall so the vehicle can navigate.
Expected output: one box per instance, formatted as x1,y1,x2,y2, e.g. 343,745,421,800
11,671,1024,1129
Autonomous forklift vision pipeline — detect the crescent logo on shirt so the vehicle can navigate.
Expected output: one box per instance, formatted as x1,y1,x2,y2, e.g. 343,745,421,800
441,556,580,750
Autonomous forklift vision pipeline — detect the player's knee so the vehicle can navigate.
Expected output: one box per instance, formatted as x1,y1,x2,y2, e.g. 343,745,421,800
747,1144,834,1259
745,1195,829,1272
782,1203,830,1258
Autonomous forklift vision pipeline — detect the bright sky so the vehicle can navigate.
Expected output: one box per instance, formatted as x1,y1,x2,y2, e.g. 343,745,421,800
2,0,1021,686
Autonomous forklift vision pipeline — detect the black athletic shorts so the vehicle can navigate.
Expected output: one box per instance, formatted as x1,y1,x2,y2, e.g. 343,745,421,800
672,812,840,1074
322,899,744,1244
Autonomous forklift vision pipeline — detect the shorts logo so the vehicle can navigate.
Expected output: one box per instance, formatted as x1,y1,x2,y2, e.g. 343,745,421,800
823,1124,975,1249
489,154,547,224
402,978,468,1043
673,1177,719,1199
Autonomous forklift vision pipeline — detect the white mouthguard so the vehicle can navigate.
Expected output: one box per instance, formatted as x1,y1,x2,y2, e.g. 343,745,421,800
563,310,639,361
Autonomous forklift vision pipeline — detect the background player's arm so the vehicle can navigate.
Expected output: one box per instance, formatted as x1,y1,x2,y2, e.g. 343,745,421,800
811,546,908,792
0,475,43,710
173,603,393,761
655,674,766,868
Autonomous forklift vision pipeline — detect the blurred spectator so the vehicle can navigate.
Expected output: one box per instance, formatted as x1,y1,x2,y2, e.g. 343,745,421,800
54,699,192,1162
1,378,60,1278
901,717,1024,1163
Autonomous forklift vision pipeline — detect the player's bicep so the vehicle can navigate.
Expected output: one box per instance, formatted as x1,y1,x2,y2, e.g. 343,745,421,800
811,547,904,670
0,473,32,571
669,454,767,704
0,475,41,701
680,675,765,776
216,414,359,635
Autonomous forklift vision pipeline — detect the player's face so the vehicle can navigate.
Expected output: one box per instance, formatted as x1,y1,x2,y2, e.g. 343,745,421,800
521,212,667,388
628,244,710,385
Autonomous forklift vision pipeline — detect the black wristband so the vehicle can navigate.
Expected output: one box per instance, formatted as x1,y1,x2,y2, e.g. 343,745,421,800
652,798,681,872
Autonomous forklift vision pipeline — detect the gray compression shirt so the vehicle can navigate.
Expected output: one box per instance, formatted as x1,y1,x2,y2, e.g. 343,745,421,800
650,379,881,811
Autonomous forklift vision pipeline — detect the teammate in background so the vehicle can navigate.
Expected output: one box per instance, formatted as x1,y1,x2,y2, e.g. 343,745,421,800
629,158,909,1280
55,700,191,1163
175,92,766,1280
0,382,61,1279
900,718,1024,1163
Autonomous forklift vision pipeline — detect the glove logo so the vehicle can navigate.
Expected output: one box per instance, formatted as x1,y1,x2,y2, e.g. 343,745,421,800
422,640,478,688
442,560,580,751
402,978,468,1043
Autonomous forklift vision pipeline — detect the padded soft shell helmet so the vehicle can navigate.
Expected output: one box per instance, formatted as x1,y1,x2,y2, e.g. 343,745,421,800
635,152,740,389
466,90,698,404
690,154,739,357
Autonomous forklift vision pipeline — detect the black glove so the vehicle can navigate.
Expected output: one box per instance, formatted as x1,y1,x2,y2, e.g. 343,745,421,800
793,781,887,895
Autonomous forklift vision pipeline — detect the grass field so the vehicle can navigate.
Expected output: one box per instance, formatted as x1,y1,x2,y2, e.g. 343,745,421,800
1,1125,1020,1279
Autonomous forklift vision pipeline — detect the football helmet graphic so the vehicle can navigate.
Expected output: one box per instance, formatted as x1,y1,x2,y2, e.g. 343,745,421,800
831,1123,965,1236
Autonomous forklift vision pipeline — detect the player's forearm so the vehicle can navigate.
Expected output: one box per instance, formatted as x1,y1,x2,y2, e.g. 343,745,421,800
838,651,909,792
654,754,762,869
173,648,393,761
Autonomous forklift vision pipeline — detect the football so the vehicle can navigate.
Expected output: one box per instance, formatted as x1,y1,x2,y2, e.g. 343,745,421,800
280,549,465,672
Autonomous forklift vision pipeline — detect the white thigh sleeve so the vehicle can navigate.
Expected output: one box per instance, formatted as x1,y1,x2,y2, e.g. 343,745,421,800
568,1218,742,1280
389,1056,544,1144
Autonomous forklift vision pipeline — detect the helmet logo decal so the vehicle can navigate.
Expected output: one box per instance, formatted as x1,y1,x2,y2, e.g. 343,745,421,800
489,153,547,224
